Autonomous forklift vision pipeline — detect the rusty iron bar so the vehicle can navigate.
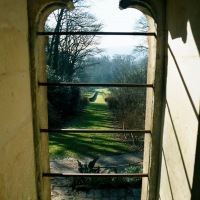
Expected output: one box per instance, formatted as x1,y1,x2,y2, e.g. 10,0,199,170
43,173,148,177
38,82,154,88
40,129,151,134
37,31,156,37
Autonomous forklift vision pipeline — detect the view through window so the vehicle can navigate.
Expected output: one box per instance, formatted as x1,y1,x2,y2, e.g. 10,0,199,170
44,0,150,198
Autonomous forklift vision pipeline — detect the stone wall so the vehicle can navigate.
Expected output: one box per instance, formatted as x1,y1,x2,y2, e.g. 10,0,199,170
0,0,74,199
123,0,200,199
0,0,199,199
0,0,37,199
159,0,200,199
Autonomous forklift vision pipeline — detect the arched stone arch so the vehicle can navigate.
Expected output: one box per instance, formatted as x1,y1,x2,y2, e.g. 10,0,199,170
36,0,74,32
119,0,155,20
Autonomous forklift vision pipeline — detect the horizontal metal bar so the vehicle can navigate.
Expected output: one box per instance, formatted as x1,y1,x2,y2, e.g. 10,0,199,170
38,82,154,88
43,173,148,178
37,31,156,37
40,129,151,134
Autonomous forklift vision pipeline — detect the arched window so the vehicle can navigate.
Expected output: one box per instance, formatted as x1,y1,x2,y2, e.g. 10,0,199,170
33,0,162,199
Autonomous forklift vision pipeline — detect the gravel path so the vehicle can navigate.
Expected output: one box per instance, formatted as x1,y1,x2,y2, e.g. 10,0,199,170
50,152,143,173
50,152,143,200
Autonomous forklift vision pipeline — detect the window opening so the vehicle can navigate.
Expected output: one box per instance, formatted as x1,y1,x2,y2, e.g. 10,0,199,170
38,0,156,199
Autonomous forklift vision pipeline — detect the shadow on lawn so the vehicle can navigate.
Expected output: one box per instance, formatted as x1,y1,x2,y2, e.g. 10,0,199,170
65,102,114,129
49,133,131,158
49,96,132,158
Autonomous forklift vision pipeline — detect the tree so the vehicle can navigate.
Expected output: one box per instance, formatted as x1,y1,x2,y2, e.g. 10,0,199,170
107,54,147,147
133,15,149,32
46,0,103,81
85,56,113,83
45,0,103,127
132,15,149,57
106,15,149,146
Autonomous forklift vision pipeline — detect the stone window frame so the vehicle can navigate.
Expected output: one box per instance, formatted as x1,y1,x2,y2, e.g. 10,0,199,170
30,1,166,199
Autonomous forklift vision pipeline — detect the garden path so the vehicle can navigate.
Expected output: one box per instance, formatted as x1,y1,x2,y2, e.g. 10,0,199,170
50,152,143,173
50,92,143,199
50,152,143,200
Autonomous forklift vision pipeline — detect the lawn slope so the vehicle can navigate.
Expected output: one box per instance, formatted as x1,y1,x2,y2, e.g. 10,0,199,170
49,92,131,159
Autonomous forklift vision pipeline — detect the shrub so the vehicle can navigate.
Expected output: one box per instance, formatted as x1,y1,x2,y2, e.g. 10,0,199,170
123,166,142,186
77,156,99,173
71,157,142,190
47,65,89,127
48,101,62,127
79,96,89,110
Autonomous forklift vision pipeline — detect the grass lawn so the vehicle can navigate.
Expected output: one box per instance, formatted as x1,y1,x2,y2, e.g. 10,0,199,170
49,93,132,159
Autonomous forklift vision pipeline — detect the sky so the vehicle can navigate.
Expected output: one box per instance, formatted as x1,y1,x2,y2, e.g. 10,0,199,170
89,0,143,32
88,0,145,56
46,0,146,56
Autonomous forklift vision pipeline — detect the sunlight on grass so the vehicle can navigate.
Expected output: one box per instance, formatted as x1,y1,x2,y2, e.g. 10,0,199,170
94,93,106,104
95,88,110,95
49,92,132,159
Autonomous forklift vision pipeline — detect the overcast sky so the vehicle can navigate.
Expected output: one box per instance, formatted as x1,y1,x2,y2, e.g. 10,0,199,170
88,0,144,56
89,0,142,32
46,0,145,56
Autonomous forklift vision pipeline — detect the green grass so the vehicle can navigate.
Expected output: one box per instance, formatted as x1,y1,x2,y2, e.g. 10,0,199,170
49,93,131,159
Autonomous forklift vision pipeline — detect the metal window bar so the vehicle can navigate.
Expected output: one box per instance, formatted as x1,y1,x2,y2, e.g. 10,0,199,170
37,31,156,37
39,30,152,180
40,129,151,134
43,173,148,178
38,82,154,88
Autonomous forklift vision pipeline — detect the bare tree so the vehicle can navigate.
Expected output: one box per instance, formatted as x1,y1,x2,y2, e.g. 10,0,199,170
107,55,147,147
45,0,103,126
134,15,149,32
132,15,149,56
46,0,103,81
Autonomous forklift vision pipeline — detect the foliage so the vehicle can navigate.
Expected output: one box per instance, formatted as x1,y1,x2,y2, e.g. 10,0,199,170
45,0,103,127
46,0,103,81
85,56,113,83
71,161,142,190
47,66,87,127
123,165,142,185
106,54,147,147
